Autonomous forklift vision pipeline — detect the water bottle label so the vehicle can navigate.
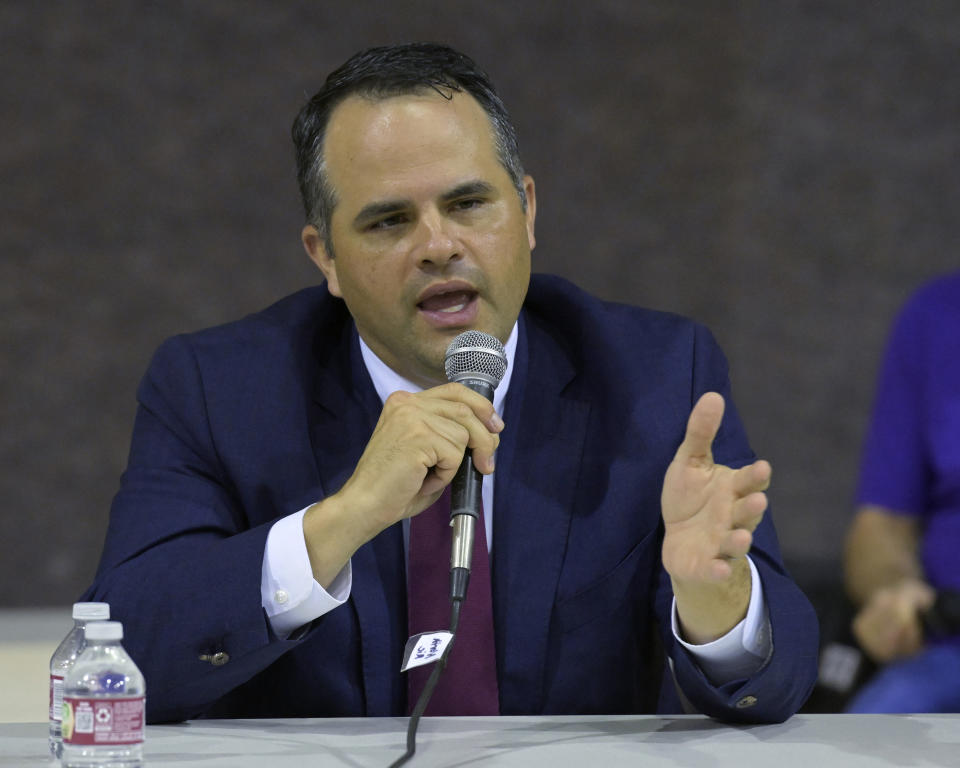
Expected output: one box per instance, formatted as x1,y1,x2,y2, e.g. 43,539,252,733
50,675,65,722
62,696,144,746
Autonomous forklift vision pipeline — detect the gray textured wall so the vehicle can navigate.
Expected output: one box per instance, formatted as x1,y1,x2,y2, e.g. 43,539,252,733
3,1,958,608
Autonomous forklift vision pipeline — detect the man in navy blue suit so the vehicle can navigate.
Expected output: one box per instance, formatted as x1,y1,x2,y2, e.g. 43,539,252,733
83,43,818,723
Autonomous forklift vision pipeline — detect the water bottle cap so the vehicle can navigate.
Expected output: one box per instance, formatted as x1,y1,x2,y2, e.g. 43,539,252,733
84,621,123,641
73,602,110,621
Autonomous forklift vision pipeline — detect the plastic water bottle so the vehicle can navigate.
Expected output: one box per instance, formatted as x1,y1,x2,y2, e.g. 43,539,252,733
61,621,146,768
49,602,110,759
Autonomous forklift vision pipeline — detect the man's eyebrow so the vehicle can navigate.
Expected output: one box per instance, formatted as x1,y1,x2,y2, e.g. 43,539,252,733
353,199,410,228
440,180,496,202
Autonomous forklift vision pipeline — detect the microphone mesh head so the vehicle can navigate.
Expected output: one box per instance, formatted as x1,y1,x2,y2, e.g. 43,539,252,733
444,330,507,387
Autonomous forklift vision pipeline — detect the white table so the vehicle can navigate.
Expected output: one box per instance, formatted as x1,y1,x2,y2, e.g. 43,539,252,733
3,714,958,767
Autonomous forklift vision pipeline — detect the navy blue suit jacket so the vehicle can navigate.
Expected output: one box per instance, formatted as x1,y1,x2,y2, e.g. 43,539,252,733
83,274,818,724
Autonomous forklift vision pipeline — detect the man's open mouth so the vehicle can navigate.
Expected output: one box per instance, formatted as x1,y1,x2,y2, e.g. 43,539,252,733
417,290,476,314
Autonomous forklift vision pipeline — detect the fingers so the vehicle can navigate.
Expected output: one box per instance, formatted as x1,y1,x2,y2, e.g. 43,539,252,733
662,481,765,585
722,527,753,559
852,581,932,662
725,462,771,531
853,601,916,663
332,383,506,545
732,459,771,495
675,392,725,466
689,465,769,531
430,383,505,434
369,385,503,500
419,469,450,500
701,498,762,580
731,490,767,530
391,386,503,474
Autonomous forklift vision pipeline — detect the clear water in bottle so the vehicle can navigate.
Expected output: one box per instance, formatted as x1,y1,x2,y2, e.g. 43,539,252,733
49,602,110,759
61,621,145,768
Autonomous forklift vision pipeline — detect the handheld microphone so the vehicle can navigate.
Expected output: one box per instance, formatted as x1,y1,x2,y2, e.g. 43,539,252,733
443,330,507,601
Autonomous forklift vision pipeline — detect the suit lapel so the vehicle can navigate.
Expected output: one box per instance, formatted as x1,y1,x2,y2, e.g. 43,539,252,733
492,312,590,714
309,322,405,716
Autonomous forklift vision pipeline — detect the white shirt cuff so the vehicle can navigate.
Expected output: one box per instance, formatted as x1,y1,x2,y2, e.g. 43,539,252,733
670,555,772,685
261,507,352,639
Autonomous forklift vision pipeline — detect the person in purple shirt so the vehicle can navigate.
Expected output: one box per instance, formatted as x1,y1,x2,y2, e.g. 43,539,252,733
845,270,960,712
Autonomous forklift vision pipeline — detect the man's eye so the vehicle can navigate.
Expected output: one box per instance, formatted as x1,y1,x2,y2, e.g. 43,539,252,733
452,198,483,212
368,214,406,231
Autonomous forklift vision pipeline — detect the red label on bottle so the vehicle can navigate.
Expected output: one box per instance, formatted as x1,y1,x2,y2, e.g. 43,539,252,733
62,696,144,746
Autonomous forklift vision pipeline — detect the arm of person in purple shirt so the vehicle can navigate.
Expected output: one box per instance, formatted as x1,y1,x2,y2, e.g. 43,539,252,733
845,505,935,663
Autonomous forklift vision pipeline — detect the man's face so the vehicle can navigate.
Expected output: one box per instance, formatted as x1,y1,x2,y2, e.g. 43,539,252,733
302,90,536,388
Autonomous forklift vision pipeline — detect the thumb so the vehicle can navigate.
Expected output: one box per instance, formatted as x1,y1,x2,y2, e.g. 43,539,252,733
675,392,725,466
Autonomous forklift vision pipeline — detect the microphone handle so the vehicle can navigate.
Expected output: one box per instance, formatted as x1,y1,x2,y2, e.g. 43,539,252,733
449,374,494,531
447,375,495,601
450,452,483,527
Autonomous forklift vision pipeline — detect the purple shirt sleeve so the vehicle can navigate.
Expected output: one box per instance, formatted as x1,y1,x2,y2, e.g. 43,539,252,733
855,289,929,517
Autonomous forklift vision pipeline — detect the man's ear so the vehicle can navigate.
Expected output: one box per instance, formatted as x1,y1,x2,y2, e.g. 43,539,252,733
301,225,341,297
523,175,537,251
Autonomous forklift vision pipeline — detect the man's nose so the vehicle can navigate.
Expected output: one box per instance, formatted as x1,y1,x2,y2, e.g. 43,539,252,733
414,210,460,267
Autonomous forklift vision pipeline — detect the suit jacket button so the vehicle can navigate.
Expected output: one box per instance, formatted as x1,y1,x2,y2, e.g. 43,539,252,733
200,651,230,666
735,695,758,709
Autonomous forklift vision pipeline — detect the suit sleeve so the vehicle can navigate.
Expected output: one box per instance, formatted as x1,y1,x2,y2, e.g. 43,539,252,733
655,324,820,724
80,335,306,723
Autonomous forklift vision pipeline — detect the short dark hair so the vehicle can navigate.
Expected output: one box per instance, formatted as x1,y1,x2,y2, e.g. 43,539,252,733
292,42,526,255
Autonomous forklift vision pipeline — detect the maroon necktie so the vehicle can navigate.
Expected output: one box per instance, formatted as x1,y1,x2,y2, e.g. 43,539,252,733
406,486,500,715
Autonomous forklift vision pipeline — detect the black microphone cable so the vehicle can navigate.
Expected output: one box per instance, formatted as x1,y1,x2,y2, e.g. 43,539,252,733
389,592,464,768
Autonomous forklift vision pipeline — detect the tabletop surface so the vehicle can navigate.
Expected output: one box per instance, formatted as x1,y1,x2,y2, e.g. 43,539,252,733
5,714,960,767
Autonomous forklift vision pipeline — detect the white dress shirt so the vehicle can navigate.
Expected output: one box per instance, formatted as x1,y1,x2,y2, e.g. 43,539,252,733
260,322,771,684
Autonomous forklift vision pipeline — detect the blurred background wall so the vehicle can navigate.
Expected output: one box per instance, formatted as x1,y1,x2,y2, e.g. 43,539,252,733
3,0,958,625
